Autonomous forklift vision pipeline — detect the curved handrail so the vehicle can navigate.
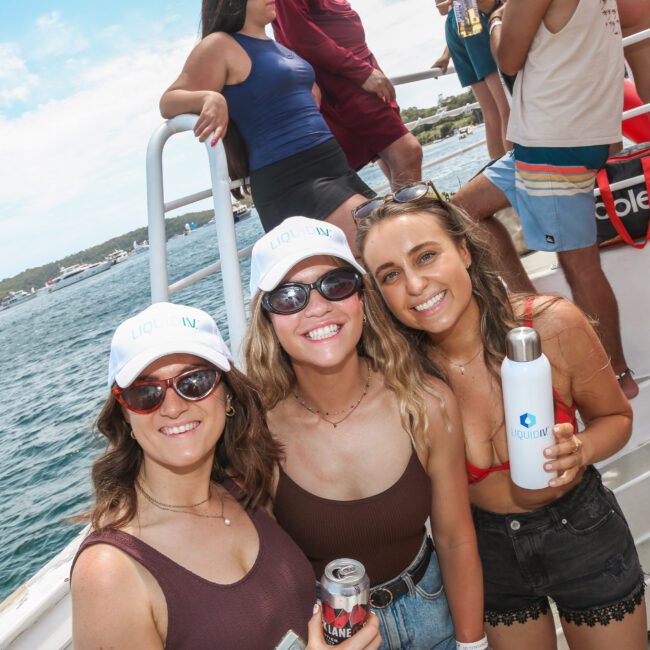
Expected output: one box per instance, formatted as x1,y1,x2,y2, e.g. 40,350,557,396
145,115,247,362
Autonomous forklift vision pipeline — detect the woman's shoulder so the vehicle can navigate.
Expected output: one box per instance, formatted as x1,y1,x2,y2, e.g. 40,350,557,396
71,534,161,646
193,31,240,60
201,31,236,47
512,294,590,335
512,294,601,370
72,535,143,593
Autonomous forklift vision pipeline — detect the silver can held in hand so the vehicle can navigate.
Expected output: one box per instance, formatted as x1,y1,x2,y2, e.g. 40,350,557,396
320,559,370,646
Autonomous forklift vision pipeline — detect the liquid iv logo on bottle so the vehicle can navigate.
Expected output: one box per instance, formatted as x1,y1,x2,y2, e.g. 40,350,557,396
510,411,550,441
520,412,535,428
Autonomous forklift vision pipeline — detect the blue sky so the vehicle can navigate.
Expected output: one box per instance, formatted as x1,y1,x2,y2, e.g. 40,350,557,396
0,1,460,281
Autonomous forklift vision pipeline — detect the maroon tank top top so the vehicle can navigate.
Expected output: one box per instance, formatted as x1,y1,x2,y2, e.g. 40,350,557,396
274,450,431,586
71,479,315,649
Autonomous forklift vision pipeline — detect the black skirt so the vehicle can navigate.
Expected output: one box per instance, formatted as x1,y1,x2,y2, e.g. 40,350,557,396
250,138,375,232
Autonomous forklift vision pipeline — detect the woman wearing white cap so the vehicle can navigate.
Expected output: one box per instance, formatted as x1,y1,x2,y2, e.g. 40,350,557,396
244,217,486,650
70,302,380,649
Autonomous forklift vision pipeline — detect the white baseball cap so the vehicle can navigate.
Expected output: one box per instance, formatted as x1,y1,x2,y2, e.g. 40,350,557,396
107,302,232,388
249,216,366,296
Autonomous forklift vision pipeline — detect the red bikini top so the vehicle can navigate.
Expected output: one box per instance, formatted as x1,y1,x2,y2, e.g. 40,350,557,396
466,297,577,484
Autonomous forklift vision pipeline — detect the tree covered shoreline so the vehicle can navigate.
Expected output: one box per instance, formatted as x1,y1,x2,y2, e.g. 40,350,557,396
0,210,213,299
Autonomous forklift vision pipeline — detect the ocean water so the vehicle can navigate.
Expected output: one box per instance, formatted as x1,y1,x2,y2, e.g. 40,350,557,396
0,128,488,602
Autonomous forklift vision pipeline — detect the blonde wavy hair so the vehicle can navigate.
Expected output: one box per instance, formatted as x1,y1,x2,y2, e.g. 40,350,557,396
243,265,452,447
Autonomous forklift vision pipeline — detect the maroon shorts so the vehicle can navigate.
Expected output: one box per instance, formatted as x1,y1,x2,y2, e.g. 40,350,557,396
318,56,409,171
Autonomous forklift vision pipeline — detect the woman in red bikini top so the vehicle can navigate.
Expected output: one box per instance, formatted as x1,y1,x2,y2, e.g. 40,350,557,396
358,195,645,650
358,196,631,512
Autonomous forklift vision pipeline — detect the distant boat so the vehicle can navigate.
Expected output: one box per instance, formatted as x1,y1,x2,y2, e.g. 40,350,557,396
132,239,150,254
46,261,112,293
104,249,129,265
232,201,251,222
457,125,475,140
0,289,37,311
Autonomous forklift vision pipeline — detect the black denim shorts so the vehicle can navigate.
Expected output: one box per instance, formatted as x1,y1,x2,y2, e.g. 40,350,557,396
472,466,646,627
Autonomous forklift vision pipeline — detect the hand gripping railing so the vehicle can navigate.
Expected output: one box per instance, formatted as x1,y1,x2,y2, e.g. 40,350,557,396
145,114,247,362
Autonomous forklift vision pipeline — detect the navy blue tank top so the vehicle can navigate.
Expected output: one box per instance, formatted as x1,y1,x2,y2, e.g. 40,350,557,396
222,33,332,171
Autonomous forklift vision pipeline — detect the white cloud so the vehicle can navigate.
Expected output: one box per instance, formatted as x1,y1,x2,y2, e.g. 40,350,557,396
34,11,89,59
0,35,207,279
0,43,39,107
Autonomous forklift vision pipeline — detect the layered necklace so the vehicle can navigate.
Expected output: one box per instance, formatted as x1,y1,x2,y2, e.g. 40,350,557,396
136,480,232,525
293,362,371,428
436,345,483,375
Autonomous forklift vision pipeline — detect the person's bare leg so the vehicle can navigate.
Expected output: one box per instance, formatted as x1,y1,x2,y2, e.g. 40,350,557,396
471,79,506,159
325,193,368,259
453,174,536,294
561,600,647,650
483,71,511,154
486,610,557,650
377,132,423,189
557,245,639,399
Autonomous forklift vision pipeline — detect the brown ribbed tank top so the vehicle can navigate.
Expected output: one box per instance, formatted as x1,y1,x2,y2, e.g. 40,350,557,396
71,479,316,649
274,450,431,585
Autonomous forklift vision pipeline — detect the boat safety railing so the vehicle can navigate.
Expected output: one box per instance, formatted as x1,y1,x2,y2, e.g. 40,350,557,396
146,115,248,360
145,26,650,362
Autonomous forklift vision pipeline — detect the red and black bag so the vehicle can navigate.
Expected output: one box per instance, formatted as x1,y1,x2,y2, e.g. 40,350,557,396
595,142,650,248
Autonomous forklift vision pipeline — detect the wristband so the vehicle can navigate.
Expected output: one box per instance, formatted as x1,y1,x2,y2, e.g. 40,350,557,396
456,634,489,650
488,18,502,35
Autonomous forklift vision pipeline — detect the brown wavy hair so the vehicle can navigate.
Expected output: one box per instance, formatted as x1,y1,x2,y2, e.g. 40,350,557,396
356,197,526,378
243,268,453,448
88,366,281,533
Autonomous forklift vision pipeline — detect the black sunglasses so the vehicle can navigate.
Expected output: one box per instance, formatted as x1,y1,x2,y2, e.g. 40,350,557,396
113,366,221,414
352,180,444,222
262,267,363,315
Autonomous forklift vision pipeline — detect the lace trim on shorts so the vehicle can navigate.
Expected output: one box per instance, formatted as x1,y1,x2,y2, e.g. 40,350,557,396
558,580,646,627
485,599,550,626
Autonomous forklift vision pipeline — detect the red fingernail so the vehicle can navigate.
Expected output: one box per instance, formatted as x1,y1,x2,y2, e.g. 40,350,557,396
210,138,217,147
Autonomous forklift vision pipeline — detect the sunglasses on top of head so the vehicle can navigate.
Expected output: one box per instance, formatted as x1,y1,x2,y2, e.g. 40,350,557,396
113,366,222,414
352,180,445,222
262,266,363,315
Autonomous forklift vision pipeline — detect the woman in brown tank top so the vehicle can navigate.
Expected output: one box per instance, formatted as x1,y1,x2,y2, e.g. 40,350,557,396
244,217,486,650
70,302,380,650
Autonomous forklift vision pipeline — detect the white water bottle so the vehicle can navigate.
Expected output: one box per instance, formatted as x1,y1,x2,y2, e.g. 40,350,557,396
501,327,555,490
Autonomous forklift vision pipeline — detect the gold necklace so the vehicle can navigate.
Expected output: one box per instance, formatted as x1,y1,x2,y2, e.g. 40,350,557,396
293,362,371,428
136,481,231,525
436,345,483,375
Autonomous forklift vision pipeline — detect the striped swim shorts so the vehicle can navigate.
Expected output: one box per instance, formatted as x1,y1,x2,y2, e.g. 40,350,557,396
483,144,610,252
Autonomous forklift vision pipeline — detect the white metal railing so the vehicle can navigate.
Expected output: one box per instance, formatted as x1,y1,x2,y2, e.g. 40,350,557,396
623,27,650,47
145,29,650,362
145,115,247,361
